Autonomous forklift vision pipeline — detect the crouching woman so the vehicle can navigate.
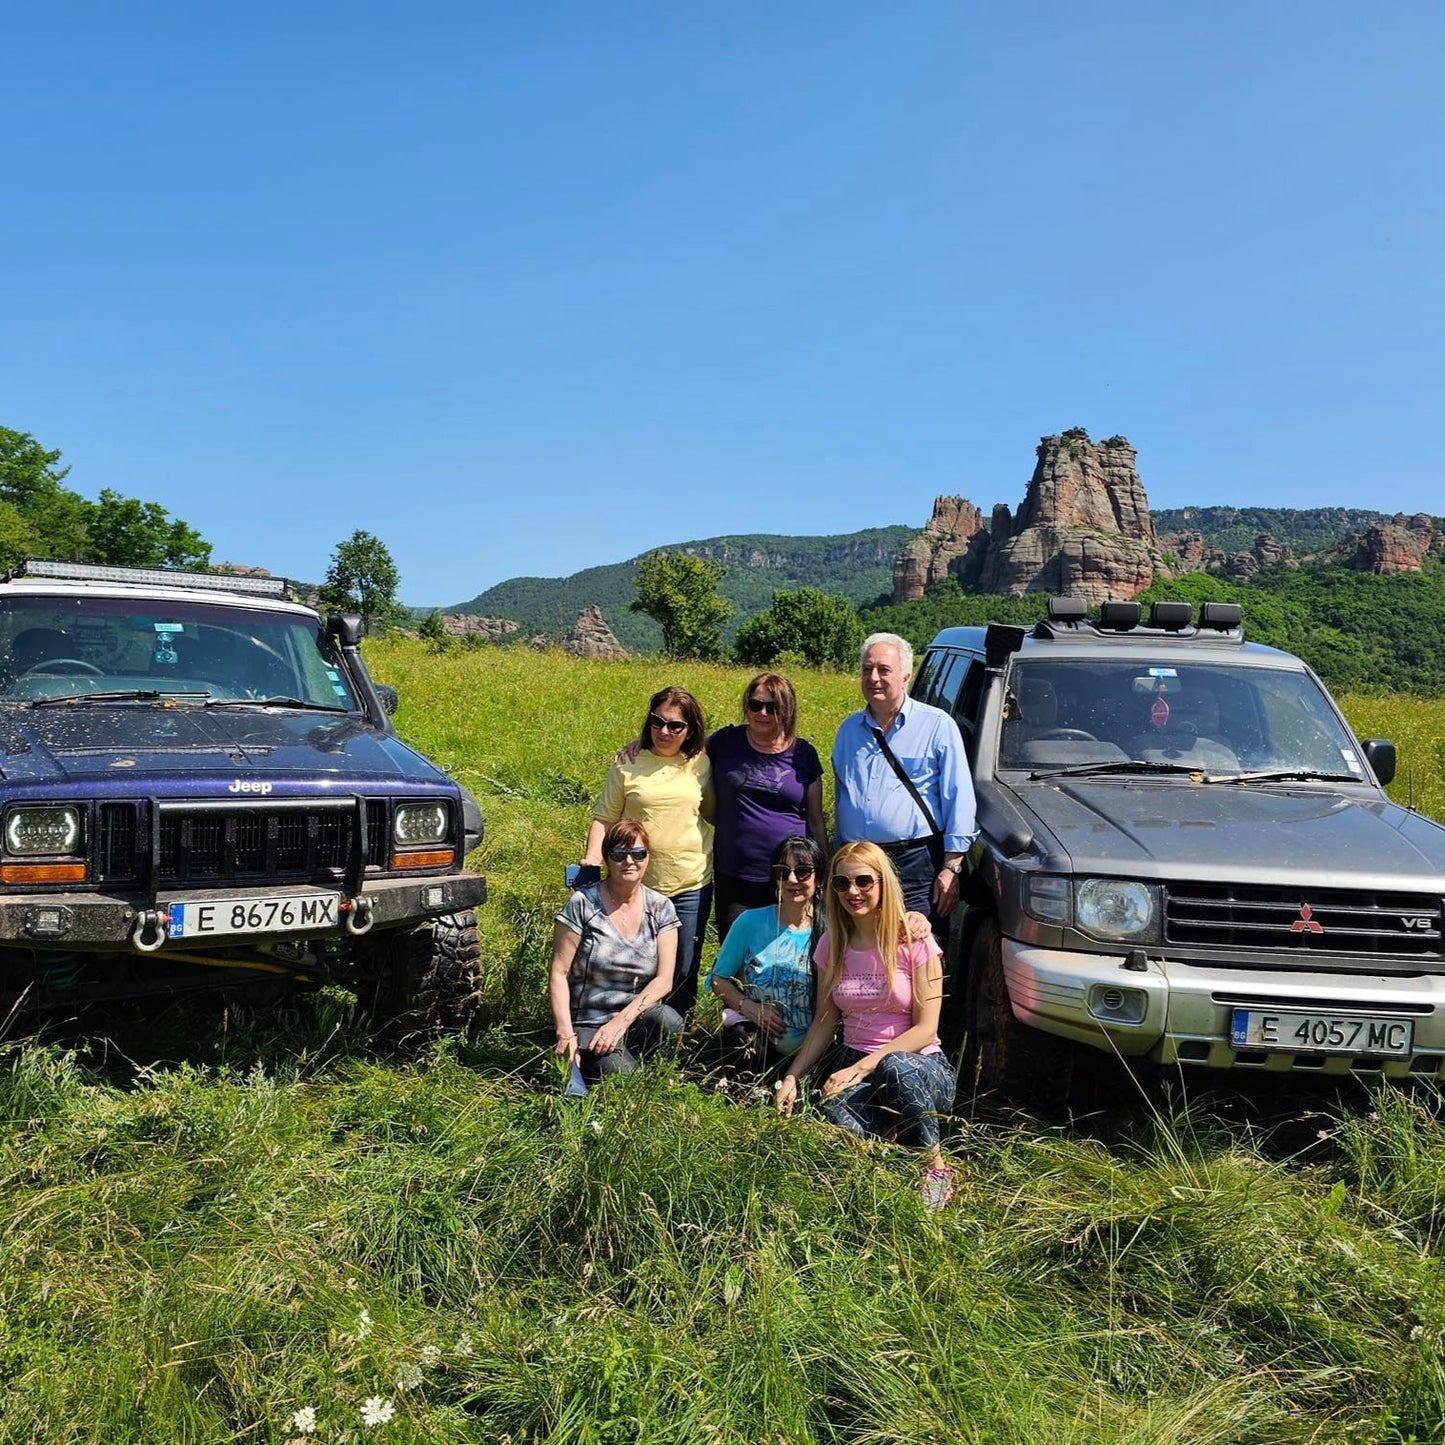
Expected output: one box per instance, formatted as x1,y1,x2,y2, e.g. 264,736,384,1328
550,819,684,1082
775,841,956,1206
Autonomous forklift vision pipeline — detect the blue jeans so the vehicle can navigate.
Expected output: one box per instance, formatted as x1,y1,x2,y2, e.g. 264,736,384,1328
573,1003,684,1083
665,883,713,1017
818,1046,956,1151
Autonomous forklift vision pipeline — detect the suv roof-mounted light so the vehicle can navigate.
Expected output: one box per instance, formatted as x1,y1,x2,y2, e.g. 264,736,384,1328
10,558,294,599
1149,601,1192,631
1098,600,1141,631
1046,596,1087,624
1198,601,1243,630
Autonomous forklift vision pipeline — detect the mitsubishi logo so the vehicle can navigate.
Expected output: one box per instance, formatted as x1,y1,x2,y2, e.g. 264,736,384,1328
1290,903,1324,935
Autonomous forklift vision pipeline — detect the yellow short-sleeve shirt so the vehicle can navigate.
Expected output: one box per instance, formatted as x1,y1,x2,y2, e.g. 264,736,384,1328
595,750,713,896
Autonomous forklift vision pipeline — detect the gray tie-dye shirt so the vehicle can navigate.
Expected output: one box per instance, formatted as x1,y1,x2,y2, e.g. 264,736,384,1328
557,883,680,1027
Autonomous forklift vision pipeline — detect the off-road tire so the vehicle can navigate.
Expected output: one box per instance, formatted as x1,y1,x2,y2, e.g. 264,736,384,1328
354,909,483,1048
961,916,1074,1117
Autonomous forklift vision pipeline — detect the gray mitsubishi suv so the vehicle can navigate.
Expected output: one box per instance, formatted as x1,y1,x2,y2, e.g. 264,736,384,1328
915,597,1444,1110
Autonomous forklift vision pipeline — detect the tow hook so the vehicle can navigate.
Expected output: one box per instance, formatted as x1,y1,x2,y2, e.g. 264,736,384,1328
131,910,168,953
341,895,375,936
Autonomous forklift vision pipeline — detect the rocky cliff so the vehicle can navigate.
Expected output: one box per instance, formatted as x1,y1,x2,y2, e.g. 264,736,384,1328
561,605,628,659
891,497,986,602
1333,514,1436,574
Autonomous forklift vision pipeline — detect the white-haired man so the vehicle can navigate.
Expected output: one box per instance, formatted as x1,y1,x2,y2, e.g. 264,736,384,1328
832,631,976,926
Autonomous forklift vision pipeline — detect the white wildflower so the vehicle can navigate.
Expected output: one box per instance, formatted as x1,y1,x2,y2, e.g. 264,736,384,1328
453,1330,474,1356
356,1307,374,1339
360,1395,396,1427
346,1276,359,1290
419,1343,442,1367
588,1119,602,1134
1411,1324,1425,1340
289,1405,317,1434
1316,1129,1330,1140
1369,1111,1380,1122
395,1362,423,1392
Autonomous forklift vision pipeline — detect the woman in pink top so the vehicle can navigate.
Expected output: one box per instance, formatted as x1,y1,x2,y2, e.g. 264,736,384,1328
775,841,956,1208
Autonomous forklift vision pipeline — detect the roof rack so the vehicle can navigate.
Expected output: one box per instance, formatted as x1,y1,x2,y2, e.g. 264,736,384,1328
1028,596,1245,645
7,559,296,600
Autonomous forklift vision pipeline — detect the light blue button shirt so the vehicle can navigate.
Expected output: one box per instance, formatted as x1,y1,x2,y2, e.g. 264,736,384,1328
831,697,977,853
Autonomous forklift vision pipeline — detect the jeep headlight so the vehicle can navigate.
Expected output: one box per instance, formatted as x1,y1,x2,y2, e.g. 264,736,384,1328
6,805,81,856
394,802,449,847
1075,878,1159,942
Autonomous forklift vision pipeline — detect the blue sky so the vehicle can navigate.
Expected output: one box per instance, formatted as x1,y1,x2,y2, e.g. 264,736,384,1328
4,2,1442,607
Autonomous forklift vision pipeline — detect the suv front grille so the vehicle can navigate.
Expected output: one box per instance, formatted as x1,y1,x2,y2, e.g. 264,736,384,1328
1166,883,1444,960
94,799,393,887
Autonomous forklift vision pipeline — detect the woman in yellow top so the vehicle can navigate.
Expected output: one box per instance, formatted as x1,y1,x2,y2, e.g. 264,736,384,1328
580,686,713,1016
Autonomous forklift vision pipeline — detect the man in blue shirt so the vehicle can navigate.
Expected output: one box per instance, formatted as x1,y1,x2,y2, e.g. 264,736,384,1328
832,631,977,926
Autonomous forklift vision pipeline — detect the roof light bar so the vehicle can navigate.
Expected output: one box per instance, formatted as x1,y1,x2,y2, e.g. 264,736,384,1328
1198,601,1243,631
13,559,291,598
1046,596,1087,624
1149,601,1192,631
1098,600,1141,631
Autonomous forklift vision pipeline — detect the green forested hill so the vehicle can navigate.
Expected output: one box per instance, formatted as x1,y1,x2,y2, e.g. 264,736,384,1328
1150,505,1441,554
449,526,916,652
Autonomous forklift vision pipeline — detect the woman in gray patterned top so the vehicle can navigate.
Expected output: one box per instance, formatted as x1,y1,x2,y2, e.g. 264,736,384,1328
549,818,684,1083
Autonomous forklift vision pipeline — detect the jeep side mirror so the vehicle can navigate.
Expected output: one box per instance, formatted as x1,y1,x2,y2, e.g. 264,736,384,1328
375,684,399,716
1362,739,1396,787
326,614,364,648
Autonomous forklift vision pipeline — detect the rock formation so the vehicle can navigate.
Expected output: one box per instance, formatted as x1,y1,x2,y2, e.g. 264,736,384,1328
891,496,986,602
561,605,627,660
1337,514,1436,574
441,614,520,642
979,431,1163,602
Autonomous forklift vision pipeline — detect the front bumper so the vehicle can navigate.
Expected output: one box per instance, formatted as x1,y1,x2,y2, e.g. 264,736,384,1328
1002,938,1445,1079
0,871,488,951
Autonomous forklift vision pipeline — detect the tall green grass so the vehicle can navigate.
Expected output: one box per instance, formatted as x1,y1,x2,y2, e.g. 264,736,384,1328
0,642,1442,1442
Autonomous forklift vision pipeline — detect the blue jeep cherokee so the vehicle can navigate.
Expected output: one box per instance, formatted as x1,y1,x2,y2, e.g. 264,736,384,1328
0,560,487,1039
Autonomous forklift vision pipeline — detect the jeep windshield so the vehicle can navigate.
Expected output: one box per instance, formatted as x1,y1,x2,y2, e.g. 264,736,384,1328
998,658,1366,781
0,595,360,711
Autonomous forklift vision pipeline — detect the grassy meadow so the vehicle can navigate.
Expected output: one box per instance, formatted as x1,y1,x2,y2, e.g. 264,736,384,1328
2,642,1445,1442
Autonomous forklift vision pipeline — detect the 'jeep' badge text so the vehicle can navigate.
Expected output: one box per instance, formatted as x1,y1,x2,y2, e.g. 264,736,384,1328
228,779,273,795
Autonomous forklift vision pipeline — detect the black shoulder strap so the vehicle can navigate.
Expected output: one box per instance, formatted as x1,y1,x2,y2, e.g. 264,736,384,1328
871,725,941,839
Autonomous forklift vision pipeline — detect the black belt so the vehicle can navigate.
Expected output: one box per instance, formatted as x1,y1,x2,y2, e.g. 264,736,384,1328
878,837,935,856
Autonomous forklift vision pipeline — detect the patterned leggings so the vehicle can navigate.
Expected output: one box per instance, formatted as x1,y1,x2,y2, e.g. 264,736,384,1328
818,1046,956,1151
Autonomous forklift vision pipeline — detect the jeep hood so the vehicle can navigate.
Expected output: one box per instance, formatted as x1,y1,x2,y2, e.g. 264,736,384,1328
1012,776,1445,892
0,705,443,787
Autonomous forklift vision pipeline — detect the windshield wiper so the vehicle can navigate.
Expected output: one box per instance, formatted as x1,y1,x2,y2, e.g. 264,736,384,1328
204,696,350,714
1203,768,1362,785
30,689,211,708
1029,760,1206,780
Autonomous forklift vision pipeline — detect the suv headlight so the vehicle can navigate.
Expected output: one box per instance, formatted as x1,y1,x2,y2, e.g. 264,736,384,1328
1075,878,1160,942
394,802,449,847
6,805,82,856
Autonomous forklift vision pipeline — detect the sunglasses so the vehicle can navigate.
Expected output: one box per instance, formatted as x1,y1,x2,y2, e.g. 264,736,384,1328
831,873,878,894
771,864,815,882
746,698,778,715
648,714,687,735
606,846,649,862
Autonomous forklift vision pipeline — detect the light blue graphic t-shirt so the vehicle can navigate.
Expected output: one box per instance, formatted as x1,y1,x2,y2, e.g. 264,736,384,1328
705,905,816,1053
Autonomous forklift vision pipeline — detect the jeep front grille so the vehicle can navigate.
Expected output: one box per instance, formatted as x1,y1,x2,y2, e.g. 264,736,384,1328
94,799,393,887
1166,883,1444,960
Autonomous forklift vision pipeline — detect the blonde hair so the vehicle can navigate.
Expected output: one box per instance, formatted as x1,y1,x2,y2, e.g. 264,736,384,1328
822,841,905,1003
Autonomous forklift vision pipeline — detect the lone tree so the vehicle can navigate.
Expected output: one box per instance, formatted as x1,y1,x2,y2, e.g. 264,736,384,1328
418,609,451,653
88,489,212,569
630,550,732,660
320,530,402,635
734,587,864,668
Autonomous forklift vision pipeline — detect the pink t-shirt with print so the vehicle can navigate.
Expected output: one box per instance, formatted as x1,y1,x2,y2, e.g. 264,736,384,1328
814,930,943,1056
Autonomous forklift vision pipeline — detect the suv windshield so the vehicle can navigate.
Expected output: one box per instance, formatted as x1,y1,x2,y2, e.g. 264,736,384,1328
998,658,1364,779
0,595,359,710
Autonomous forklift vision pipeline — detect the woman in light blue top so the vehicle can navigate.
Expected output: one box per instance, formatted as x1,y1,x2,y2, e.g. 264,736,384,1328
707,836,826,1077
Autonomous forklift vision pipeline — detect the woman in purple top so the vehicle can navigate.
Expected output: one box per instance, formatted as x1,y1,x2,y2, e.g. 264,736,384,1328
708,673,828,942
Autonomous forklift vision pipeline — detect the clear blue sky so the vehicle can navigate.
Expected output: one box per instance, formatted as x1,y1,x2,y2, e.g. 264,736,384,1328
4,2,1442,607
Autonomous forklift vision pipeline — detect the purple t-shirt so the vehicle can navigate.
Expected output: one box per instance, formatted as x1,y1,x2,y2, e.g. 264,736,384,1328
707,724,823,881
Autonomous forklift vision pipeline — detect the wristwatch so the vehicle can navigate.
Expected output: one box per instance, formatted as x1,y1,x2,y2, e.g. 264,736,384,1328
941,860,964,876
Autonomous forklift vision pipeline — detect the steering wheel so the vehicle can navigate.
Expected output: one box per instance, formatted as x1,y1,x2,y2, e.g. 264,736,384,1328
1035,727,1099,742
19,658,104,677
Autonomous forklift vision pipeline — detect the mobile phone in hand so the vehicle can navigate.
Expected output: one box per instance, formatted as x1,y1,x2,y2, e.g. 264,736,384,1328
565,863,601,889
